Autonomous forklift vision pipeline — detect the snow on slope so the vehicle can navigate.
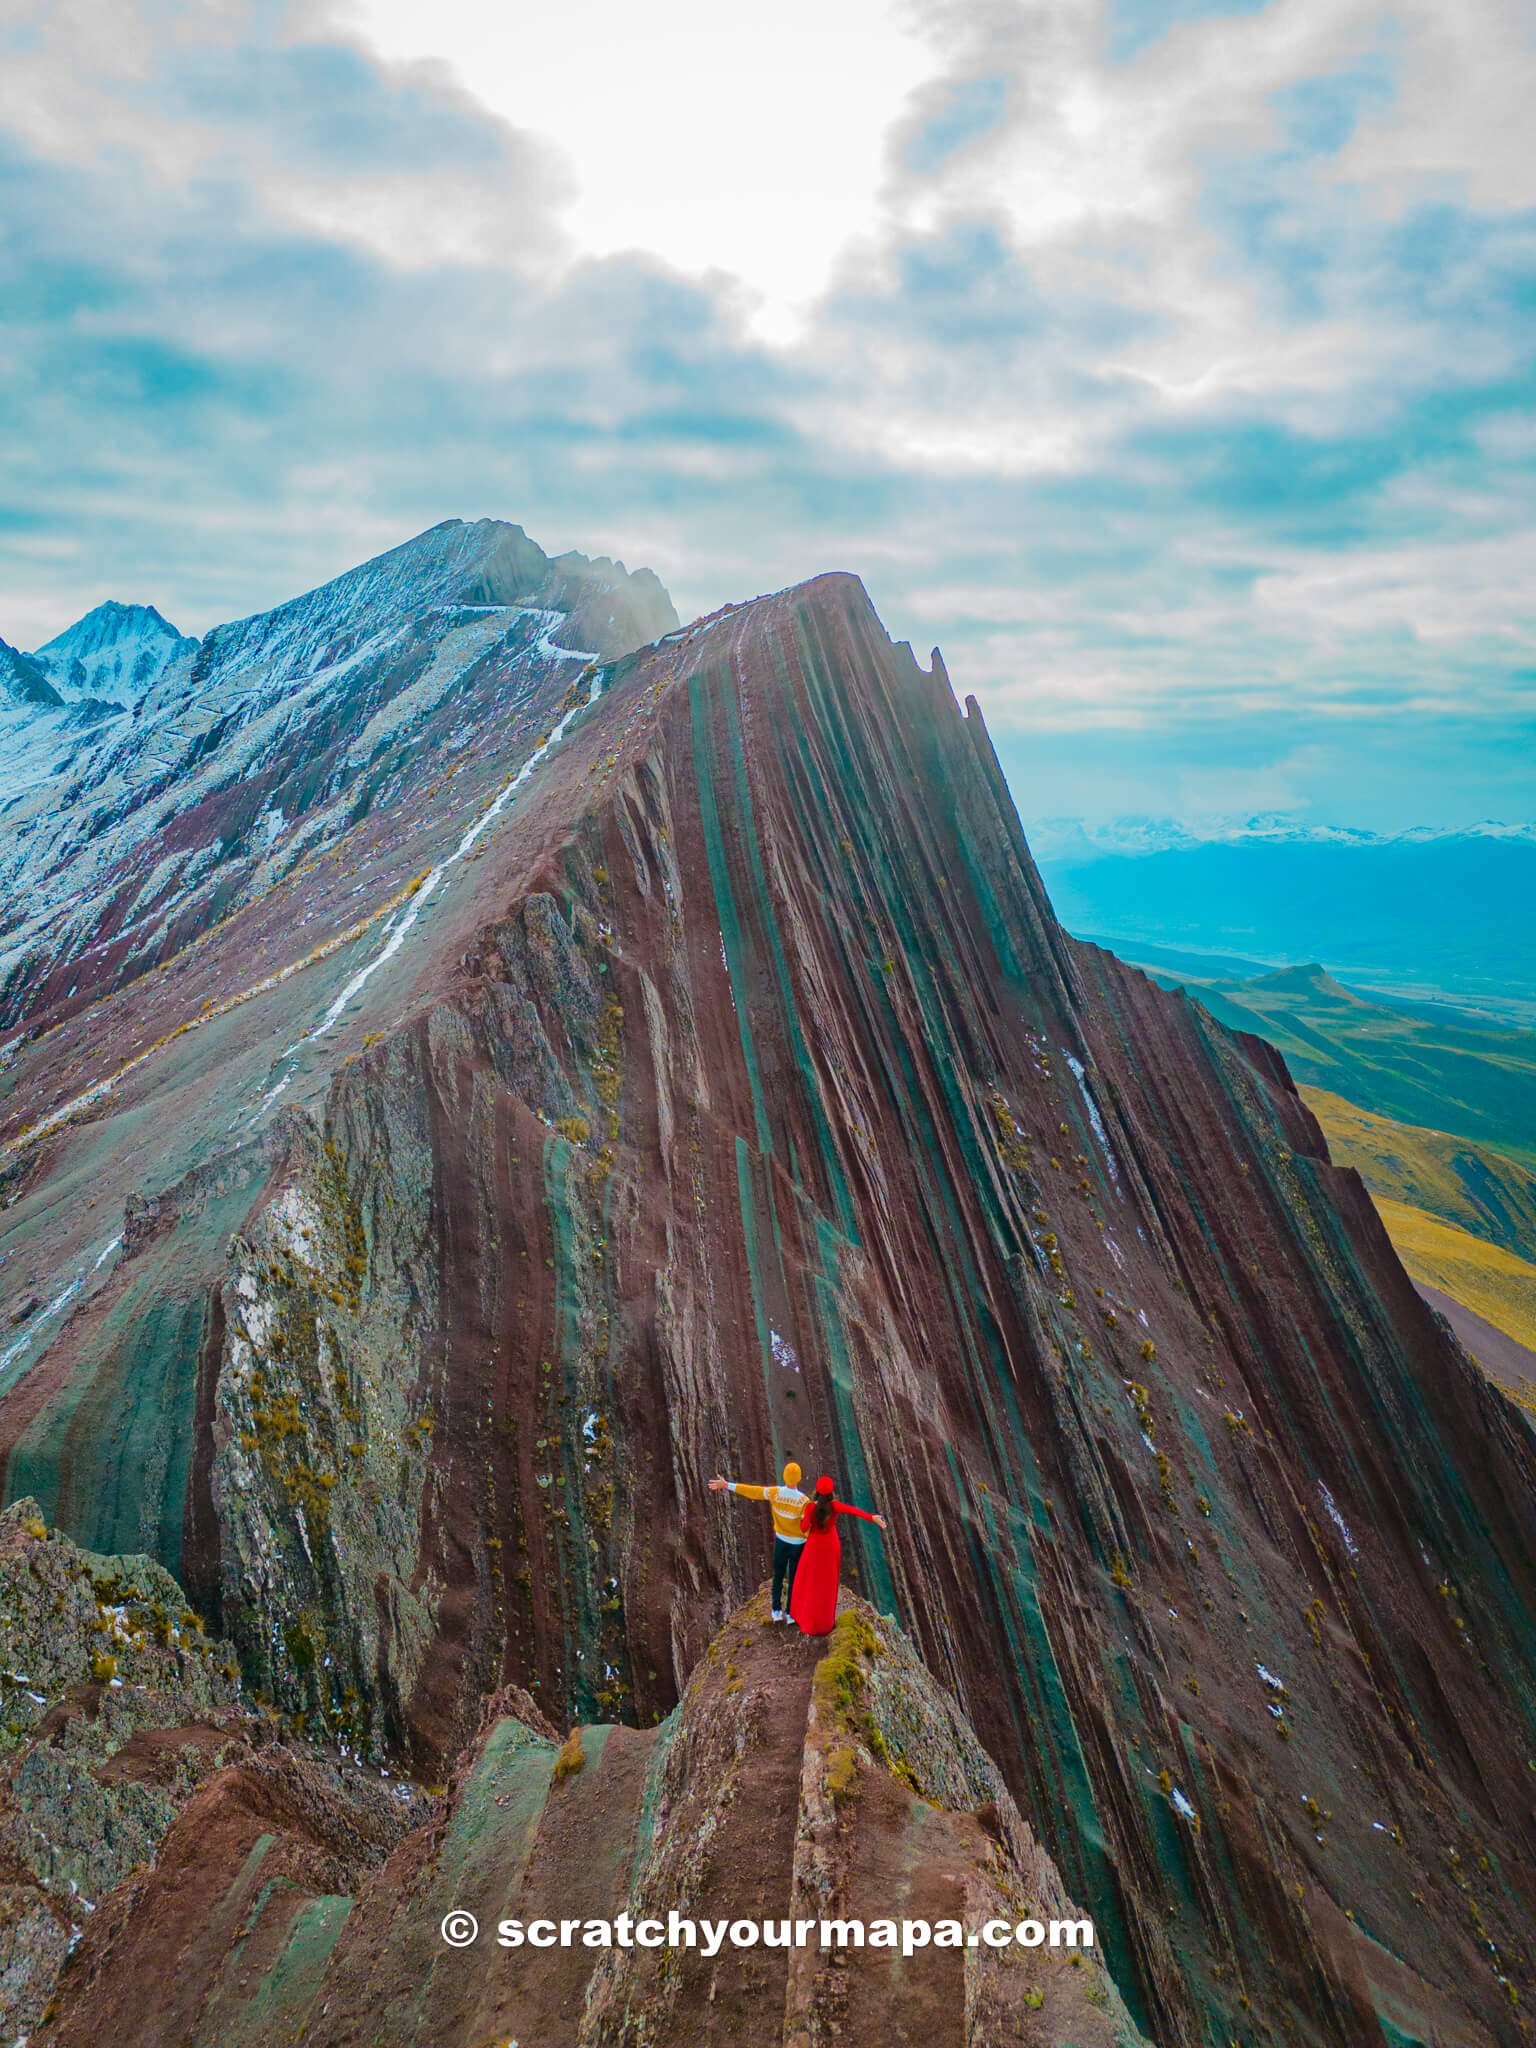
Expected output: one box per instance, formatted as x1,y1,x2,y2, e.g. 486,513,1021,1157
0,638,62,713
0,520,675,1032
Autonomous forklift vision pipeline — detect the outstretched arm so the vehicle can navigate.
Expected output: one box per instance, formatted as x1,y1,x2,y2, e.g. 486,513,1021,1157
836,1501,888,1530
709,1477,770,1500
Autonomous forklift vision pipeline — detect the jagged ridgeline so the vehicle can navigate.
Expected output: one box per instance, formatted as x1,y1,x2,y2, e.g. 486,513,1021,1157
1,524,1534,2046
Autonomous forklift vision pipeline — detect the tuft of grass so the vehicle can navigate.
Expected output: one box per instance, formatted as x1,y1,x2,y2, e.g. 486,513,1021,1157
825,1742,860,1807
552,1728,587,1783
812,1611,879,1725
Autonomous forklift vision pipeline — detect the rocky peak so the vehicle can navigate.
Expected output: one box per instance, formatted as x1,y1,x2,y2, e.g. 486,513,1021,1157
30,601,197,707
191,516,678,693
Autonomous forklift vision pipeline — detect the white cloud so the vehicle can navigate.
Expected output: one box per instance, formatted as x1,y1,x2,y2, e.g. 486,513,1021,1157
1,0,1532,825
1332,0,1536,211
1253,533,1536,650
317,0,937,331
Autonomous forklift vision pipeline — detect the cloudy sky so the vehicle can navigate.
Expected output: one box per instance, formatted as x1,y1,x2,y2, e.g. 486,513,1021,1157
1,0,1532,831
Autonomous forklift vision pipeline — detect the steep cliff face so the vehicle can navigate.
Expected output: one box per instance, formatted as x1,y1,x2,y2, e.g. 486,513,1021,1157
41,1591,1143,2048
2,561,1535,2044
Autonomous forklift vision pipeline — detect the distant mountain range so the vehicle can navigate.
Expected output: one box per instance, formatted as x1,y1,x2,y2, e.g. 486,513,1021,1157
1038,826,1536,1013
1031,812,1536,860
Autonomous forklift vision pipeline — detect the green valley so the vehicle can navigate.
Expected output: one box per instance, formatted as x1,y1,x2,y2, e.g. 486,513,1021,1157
1109,947,1536,1374
1131,958,1536,1168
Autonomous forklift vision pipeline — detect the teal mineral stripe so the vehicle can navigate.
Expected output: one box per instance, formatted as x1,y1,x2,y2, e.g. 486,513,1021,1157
866,966,1038,1476
719,665,858,1238
1375,2012,1434,2048
946,1447,1149,2032
404,1717,556,2040
793,600,1029,991
1139,1758,1202,1921
811,1213,897,1615
439,1714,556,1880
974,1481,1111,1869
6,1288,208,1575
627,1703,683,1889
735,1134,781,1454
204,1877,352,2042
688,671,772,1157
541,1131,600,1692
237,1893,352,2033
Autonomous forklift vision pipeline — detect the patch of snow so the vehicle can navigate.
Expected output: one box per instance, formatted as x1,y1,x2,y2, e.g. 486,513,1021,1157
1319,1484,1359,1557
294,658,599,1045
770,1329,800,1372
1064,1051,1120,1191
0,1234,120,1378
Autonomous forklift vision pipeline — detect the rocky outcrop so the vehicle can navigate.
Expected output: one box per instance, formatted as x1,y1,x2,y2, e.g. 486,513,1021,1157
38,1589,1143,2048
0,1500,425,2042
3,557,1536,2044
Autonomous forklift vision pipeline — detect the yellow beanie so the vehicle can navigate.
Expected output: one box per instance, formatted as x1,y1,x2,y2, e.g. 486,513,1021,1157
782,1461,802,1488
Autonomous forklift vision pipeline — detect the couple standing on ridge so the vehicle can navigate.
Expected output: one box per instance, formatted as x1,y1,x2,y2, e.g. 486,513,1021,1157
708,1461,886,1635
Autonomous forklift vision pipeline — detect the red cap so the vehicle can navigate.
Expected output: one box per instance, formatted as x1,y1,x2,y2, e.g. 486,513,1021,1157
815,1475,834,1495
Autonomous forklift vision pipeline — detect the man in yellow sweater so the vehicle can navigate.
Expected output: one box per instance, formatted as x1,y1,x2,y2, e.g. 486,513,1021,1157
709,1461,808,1621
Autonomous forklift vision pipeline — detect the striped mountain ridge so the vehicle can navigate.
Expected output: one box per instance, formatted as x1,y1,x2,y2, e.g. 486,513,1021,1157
0,532,1533,2045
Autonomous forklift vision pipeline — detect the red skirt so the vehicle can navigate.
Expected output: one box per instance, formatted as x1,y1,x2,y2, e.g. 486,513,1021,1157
789,1522,841,1635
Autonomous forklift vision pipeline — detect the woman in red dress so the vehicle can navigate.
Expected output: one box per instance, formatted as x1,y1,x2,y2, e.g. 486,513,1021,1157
788,1475,887,1635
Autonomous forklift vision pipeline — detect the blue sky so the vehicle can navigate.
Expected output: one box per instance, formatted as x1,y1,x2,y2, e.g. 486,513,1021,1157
0,0,1532,832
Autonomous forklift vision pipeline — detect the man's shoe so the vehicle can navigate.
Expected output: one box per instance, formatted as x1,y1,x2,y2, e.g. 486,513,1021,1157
771,1609,783,1622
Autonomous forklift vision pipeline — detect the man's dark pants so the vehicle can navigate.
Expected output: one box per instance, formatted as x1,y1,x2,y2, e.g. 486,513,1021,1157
773,1537,803,1612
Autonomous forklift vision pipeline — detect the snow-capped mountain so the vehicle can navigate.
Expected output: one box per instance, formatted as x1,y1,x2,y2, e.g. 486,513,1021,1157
1396,819,1536,844
1030,815,1200,860
0,518,677,1032
1225,813,1385,845
29,601,198,707
1031,813,1535,860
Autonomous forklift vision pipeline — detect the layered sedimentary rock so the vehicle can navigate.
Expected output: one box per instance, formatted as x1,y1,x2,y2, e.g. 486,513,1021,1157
41,1591,1141,2048
1,548,1535,2044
